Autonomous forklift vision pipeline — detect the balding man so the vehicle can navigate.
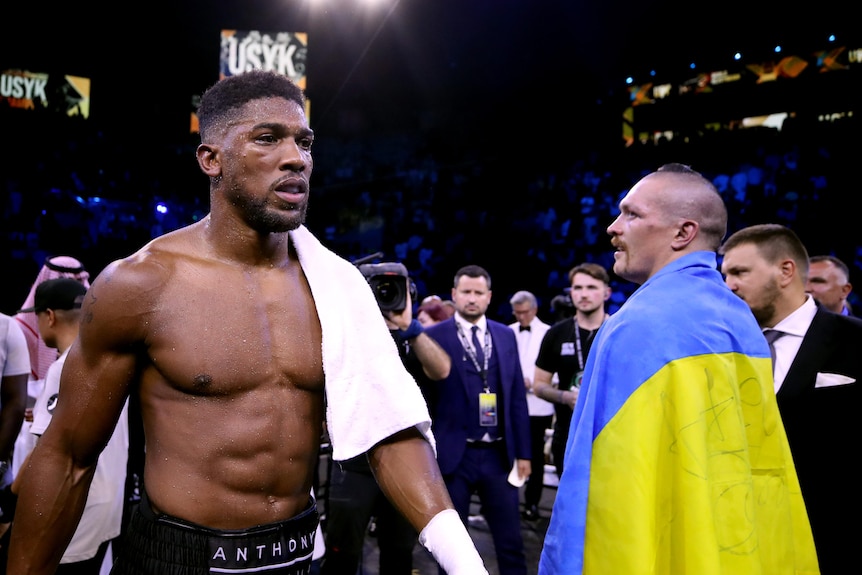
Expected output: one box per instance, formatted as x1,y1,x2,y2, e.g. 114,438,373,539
540,164,817,575
806,254,854,316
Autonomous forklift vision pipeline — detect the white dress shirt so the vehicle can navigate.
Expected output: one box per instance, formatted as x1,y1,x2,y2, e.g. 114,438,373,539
509,318,555,417
454,313,489,360
768,295,816,393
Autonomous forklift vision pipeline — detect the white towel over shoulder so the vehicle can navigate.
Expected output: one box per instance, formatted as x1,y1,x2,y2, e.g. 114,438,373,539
290,226,434,461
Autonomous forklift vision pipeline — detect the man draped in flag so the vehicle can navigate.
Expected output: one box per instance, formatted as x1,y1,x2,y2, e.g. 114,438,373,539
539,163,818,575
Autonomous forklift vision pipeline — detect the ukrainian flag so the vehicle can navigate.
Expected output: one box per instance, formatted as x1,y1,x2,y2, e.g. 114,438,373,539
539,252,818,575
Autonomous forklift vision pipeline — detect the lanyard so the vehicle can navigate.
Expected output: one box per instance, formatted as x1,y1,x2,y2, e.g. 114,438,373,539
573,318,586,371
573,315,608,370
457,323,491,388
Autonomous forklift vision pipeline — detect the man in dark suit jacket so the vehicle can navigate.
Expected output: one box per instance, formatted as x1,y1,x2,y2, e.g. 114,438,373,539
721,224,862,575
424,265,531,575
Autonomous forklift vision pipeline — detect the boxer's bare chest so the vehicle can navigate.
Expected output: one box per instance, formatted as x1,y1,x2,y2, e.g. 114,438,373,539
144,262,324,395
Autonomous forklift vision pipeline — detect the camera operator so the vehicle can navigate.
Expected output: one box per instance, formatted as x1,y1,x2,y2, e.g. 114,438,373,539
321,272,451,575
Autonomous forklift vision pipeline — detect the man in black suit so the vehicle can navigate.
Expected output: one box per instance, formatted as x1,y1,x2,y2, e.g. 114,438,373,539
720,223,862,574
423,265,531,575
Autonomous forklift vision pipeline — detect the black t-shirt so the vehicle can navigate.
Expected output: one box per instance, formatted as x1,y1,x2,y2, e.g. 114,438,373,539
535,318,599,392
535,317,600,432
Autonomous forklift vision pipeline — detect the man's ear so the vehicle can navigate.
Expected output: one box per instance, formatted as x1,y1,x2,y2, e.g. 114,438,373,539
196,143,221,178
777,259,797,288
671,220,698,251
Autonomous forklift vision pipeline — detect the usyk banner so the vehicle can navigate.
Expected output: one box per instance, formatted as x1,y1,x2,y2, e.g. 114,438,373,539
220,29,307,89
1,69,90,118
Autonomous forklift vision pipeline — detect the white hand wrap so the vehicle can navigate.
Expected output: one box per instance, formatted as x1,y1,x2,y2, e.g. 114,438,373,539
418,509,488,575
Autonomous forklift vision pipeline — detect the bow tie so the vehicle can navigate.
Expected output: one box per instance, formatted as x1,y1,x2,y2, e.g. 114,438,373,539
519,325,531,332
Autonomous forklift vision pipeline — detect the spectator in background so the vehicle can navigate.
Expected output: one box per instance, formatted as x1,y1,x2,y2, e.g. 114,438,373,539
13,256,90,383
720,223,862,574
548,293,574,322
416,299,455,328
507,290,553,521
532,263,611,479
806,254,854,316
424,265,531,575
0,310,29,559
541,164,817,574
0,313,28,495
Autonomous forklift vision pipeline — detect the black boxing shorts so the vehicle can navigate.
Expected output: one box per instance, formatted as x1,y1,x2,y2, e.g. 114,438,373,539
111,489,319,575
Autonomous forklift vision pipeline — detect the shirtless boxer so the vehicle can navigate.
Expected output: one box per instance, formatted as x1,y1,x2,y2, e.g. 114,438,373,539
7,70,486,575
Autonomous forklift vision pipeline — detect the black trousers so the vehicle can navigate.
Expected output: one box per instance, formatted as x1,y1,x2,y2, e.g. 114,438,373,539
320,463,417,575
523,414,553,508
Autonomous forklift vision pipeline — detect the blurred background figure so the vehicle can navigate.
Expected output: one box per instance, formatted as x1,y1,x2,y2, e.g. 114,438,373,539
0,312,28,492
416,299,456,328
507,290,553,521
0,310,30,561
806,254,854,316
548,293,574,323
13,256,90,383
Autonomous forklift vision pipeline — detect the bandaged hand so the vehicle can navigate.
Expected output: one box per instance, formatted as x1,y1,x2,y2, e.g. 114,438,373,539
419,509,489,575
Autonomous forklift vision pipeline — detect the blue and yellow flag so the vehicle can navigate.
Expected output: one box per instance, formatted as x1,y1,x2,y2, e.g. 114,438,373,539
539,252,818,575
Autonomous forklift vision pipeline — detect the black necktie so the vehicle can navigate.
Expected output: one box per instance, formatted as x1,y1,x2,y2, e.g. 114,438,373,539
763,329,785,373
471,325,485,365
519,325,530,332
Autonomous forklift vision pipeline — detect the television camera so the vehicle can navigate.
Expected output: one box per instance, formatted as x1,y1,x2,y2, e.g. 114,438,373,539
355,253,417,313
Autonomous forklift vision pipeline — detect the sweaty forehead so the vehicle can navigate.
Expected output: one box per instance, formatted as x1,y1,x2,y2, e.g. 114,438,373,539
210,97,307,138
235,97,306,126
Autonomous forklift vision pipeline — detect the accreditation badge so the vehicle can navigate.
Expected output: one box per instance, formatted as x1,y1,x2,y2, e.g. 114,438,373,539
479,392,498,426
572,371,584,389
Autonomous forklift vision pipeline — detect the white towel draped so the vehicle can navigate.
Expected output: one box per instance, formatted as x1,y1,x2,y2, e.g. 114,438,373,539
290,226,435,461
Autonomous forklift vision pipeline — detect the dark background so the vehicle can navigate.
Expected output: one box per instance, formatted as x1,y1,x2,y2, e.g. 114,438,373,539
5,1,851,142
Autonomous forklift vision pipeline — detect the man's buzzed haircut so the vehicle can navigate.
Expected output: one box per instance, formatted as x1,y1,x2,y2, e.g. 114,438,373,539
656,162,699,175
197,70,306,142
720,223,810,282
653,162,727,250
